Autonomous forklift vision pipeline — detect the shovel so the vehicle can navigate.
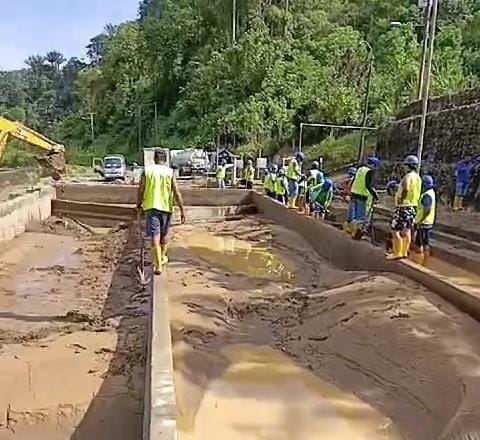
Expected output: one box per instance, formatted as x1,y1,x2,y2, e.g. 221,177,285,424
136,217,152,286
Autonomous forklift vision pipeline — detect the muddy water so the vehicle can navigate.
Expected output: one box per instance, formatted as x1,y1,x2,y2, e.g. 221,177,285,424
170,228,400,439
178,344,399,440
186,233,295,281
422,256,480,294
0,227,146,440
0,232,83,331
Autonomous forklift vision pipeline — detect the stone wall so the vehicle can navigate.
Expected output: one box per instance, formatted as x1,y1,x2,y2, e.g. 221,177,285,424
377,88,480,207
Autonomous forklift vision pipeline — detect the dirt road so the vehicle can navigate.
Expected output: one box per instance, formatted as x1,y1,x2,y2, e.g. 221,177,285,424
0,218,147,439
166,217,480,439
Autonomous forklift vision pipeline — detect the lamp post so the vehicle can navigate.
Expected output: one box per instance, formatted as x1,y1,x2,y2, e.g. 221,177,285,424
357,41,374,163
417,0,439,173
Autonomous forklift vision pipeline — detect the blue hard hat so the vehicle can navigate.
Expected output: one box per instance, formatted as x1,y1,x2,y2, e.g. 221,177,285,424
347,167,357,177
367,156,381,169
404,155,419,166
296,152,305,162
312,161,320,169
422,175,434,189
322,179,333,191
386,180,399,196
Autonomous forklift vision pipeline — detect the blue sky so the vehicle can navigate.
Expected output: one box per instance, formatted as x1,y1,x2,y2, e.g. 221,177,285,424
0,0,139,70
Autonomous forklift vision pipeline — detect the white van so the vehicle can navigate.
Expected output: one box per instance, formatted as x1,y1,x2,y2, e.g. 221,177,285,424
102,155,126,181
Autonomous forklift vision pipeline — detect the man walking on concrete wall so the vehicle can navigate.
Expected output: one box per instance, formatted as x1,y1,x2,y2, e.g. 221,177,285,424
137,149,186,275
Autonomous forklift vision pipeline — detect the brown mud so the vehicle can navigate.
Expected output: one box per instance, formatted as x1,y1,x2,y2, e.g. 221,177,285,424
166,217,480,440
0,220,147,439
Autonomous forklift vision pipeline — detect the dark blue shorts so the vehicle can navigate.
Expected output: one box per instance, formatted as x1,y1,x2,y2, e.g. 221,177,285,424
145,209,172,238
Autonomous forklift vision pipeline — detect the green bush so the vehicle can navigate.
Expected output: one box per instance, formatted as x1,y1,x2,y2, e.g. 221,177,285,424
305,132,376,170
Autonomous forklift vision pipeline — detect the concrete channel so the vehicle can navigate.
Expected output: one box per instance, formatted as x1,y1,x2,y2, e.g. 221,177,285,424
1,183,480,439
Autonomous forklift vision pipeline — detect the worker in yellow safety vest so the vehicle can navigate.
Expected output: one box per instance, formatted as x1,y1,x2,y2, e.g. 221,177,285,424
264,164,277,198
274,168,289,205
345,156,380,238
244,159,255,190
216,159,227,190
386,155,422,260
411,175,436,264
286,152,305,209
137,149,186,274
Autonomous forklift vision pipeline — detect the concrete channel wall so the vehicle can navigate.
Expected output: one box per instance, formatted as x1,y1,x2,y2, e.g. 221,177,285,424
251,192,480,322
0,186,54,245
55,183,250,207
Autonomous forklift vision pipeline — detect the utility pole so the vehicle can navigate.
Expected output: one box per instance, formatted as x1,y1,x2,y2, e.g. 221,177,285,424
417,0,439,173
154,101,158,146
285,0,289,36
137,105,142,151
232,0,237,43
417,2,432,99
358,42,374,163
89,112,95,144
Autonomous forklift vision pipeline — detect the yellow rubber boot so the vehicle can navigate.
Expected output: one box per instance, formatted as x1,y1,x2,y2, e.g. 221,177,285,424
151,246,162,274
453,196,463,212
402,236,411,258
386,238,402,260
288,196,297,209
411,249,425,265
161,245,169,266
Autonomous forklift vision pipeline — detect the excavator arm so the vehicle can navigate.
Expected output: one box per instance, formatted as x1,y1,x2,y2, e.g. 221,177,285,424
0,117,66,180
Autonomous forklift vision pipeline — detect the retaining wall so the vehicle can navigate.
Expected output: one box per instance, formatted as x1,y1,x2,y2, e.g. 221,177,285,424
55,183,251,207
252,192,480,322
0,186,54,244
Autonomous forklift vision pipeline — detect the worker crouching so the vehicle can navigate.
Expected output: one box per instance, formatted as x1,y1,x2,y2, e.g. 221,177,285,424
137,149,186,275
412,175,436,264
386,155,422,260
309,179,334,220
345,157,380,238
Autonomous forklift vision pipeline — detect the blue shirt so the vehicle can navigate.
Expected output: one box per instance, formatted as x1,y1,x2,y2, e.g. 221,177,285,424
422,194,433,210
456,160,473,184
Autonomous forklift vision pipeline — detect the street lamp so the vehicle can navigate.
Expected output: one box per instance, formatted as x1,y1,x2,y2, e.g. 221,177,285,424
357,41,374,163
417,0,439,173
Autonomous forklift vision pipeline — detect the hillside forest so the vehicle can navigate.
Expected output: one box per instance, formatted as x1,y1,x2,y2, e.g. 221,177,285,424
2,0,480,166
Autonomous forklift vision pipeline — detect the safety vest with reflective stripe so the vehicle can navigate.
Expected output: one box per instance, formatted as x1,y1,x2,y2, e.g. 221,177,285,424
399,171,422,207
351,166,370,197
142,164,174,213
274,176,287,195
286,159,301,181
216,165,226,179
245,166,255,182
416,189,436,226
264,173,276,192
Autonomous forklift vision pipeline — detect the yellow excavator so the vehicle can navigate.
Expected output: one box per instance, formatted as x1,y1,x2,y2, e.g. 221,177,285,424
0,117,66,180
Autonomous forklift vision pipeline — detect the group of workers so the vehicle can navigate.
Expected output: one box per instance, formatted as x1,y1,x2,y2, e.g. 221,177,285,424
263,152,437,263
215,159,256,190
136,148,438,275
345,154,436,262
263,152,335,219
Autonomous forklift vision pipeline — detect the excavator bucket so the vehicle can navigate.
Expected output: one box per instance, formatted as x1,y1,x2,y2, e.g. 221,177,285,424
37,152,66,181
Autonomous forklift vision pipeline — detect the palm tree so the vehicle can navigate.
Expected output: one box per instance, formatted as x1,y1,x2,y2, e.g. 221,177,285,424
25,55,46,71
46,51,66,70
